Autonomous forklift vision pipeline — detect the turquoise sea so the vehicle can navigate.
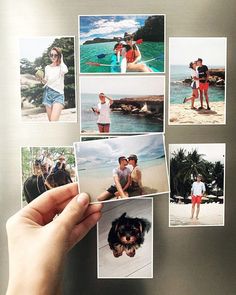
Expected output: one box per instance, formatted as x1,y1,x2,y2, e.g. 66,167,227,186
170,65,225,104
80,41,164,73
81,93,163,133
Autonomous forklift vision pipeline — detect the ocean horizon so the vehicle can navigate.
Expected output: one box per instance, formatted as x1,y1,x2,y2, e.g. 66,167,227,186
170,65,225,105
81,93,163,133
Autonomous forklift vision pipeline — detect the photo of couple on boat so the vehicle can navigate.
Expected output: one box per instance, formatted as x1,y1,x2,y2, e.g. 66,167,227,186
74,134,169,203
79,14,165,74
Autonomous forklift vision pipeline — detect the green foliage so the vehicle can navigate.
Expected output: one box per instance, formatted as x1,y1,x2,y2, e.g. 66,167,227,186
170,149,224,201
134,15,164,42
20,37,75,108
21,147,75,183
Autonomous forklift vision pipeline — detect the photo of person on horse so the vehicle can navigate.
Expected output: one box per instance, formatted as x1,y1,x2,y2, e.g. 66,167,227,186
22,147,76,204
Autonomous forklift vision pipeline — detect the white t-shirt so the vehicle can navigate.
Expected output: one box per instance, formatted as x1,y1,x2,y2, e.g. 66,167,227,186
97,102,111,124
191,181,206,196
44,62,68,94
190,69,199,88
113,166,131,187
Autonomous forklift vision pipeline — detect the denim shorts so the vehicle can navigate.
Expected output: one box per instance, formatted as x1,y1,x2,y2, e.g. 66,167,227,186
43,86,65,107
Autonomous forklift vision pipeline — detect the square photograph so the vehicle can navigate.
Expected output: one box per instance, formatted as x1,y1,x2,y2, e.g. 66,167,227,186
79,14,165,74
169,143,225,227
20,36,77,122
21,146,76,206
74,134,169,204
97,198,153,278
169,37,226,125
80,76,165,134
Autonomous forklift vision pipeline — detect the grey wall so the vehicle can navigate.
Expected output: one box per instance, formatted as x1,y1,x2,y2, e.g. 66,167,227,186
1,0,236,294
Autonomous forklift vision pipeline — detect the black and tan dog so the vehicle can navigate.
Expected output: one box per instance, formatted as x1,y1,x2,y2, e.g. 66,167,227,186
108,212,151,258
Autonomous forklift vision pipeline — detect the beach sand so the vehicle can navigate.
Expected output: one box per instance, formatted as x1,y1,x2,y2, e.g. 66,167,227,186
169,101,225,125
21,107,77,122
169,203,224,226
79,162,169,203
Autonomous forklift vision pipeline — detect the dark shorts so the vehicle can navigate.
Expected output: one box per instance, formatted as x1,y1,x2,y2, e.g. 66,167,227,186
97,123,110,127
191,81,197,89
107,185,118,195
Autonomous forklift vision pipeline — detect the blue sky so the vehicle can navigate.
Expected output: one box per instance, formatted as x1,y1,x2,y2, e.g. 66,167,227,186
74,134,165,169
79,15,148,44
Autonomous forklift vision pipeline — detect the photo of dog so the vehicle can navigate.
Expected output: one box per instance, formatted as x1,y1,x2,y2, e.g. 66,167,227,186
97,198,153,278
108,212,151,258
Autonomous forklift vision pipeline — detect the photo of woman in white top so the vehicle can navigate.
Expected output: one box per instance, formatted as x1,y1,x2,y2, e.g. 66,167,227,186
92,93,113,133
42,47,68,121
183,61,199,109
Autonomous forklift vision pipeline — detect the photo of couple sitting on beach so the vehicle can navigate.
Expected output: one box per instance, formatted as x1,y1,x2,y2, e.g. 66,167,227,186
79,14,164,73
80,76,164,134
169,37,226,125
74,134,169,203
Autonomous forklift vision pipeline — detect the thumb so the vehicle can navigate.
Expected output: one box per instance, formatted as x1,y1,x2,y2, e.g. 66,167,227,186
56,193,90,231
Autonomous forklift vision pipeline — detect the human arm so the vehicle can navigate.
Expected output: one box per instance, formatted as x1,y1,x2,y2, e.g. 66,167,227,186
113,175,126,198
104,95,114,106
136,167,143,189
122,173,132,192
59,53,68,75
6,183,102,295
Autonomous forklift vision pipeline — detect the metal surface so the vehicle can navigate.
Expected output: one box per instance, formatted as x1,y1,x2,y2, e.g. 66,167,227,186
0,0,236,294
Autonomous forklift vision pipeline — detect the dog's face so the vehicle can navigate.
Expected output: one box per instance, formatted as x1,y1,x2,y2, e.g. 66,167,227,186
108,213,151,257
116,219,143,245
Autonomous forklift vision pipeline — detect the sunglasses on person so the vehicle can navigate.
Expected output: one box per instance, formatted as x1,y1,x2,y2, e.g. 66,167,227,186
124,37,132,41
50,53,58,58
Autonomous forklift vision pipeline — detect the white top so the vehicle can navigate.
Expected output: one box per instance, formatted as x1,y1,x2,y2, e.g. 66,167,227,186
190,69,199,88
131,165,143,187
113,166,131,187
97,102,111,124
44,62,68,94
191,181,206,196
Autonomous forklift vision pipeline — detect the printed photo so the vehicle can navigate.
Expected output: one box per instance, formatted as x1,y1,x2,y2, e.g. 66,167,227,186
21,146,76,206
80,76,165,134
169,144,225,227
97,198,153,278
169,37,226,125
81,136,113,141
79,15,165,74
74,134,169,204
20,36,76,122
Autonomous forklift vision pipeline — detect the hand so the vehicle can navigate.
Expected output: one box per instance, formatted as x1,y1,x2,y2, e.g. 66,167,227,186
6,183,102,295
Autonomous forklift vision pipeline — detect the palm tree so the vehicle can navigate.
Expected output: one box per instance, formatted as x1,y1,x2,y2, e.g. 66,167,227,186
211,161,224,197
181,149,207,183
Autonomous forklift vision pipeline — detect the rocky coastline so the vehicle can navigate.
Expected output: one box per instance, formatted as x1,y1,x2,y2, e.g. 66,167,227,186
110,95,164,120
183,69,225,87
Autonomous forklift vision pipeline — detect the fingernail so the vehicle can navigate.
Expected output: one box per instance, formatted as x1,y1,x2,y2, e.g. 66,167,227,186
76,193,90,206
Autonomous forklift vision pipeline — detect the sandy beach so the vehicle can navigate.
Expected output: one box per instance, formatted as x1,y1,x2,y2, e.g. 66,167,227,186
79,162,169,203
21,107,77,122
169,203,224,226
169,101,225,125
